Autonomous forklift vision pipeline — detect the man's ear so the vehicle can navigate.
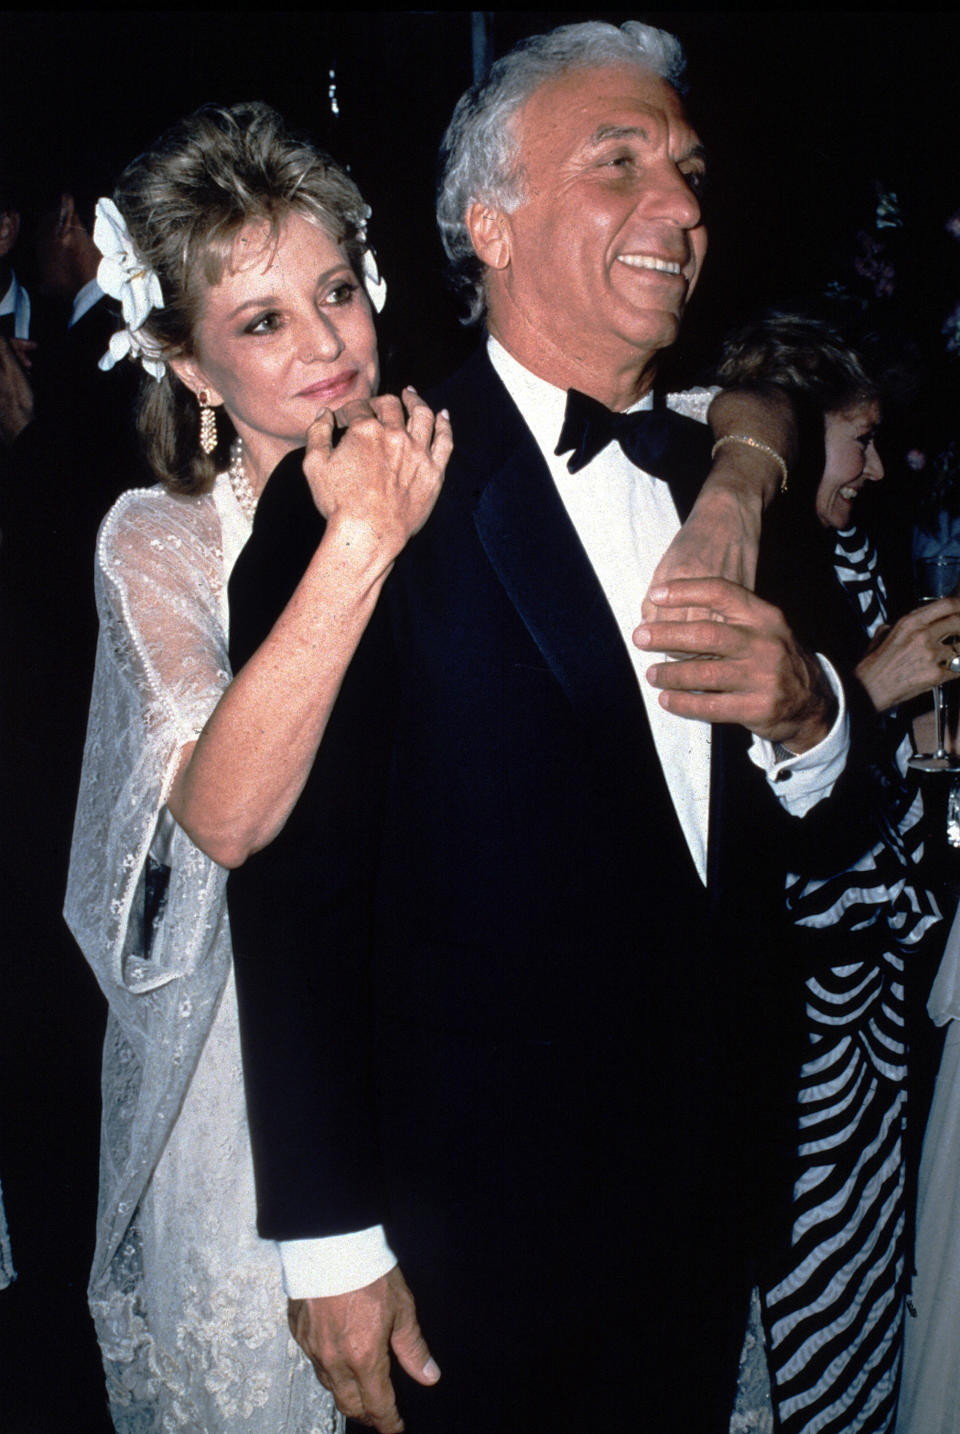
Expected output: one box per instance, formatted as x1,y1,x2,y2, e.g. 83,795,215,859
170,356,223,407
56,192,87,240
465,202,511,271
57,193,75,236
0,209,21,259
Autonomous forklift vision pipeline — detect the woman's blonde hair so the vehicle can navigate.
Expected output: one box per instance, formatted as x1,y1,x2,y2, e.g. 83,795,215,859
114,101,370,493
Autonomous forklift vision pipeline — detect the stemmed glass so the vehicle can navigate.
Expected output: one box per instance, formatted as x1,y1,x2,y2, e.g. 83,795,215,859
908,556,960,772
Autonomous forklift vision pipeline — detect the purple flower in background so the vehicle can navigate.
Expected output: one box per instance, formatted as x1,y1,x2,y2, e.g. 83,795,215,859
945,210,960,242
906,449,927,472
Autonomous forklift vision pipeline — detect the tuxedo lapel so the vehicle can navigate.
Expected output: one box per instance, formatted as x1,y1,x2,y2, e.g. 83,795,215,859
472,445,643,724
445,349,641,725
436,349,731,893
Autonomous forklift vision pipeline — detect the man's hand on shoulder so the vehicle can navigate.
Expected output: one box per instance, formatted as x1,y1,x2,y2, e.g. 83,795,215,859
288,1266,440,1433
635,577,836,752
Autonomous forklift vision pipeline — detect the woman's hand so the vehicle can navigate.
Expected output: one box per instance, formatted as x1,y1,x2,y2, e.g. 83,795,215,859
167,387,452,868
641,387,795,623
642,472,763,625
304,387,452,568
856,597,960,712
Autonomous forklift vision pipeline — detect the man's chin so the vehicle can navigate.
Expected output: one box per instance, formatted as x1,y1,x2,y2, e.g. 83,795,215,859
619,309,686,361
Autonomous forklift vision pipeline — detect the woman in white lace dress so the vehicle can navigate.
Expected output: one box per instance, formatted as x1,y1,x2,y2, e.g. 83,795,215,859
63,102,452,1433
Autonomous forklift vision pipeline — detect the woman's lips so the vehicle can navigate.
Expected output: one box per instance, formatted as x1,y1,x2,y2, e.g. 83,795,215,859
297,369,359,404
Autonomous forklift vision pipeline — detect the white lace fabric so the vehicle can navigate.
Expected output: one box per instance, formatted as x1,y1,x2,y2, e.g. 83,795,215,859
64,475,340,1432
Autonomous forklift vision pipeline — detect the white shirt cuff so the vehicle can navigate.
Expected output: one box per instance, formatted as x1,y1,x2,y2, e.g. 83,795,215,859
278,1224,397,1299
749,655,849,815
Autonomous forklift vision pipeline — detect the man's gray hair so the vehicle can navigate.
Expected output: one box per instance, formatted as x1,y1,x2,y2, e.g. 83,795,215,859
437,20,688,323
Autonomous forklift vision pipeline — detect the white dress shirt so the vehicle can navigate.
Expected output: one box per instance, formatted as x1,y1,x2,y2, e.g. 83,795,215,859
277,338,850,1298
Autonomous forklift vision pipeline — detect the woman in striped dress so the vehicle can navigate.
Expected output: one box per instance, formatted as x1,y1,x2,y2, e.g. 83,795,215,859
720,314,953,1434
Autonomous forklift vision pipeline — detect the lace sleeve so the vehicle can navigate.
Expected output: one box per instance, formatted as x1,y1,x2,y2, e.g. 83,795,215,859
65,486,233,1005
99,486,232,754
667,386,717,425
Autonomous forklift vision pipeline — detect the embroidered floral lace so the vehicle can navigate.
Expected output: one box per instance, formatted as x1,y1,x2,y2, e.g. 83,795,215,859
64,475,340,1432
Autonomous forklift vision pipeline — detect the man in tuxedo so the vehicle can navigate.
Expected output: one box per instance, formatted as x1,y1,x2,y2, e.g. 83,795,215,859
227,20,886,1433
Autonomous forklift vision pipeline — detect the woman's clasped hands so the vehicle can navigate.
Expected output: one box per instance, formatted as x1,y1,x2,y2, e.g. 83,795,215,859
305,386,452,568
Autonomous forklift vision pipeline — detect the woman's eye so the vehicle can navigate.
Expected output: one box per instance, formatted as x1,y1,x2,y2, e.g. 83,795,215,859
246,311,282,335
324,281,358,307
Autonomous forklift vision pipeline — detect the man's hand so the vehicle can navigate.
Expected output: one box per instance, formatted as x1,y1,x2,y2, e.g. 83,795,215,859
288,1266,440,1433
635,577,836,753
856,597,960,713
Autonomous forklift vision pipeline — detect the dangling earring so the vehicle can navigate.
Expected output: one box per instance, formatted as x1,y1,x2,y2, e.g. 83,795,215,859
198,390,217,455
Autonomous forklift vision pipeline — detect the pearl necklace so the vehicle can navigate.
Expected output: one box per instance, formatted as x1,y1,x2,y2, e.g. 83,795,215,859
227,438,258,522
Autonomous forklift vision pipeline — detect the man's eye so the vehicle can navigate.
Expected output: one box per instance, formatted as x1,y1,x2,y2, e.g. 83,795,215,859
682,168,707,197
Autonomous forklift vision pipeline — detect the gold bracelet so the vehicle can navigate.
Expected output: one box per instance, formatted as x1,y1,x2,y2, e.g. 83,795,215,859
710,434,789,494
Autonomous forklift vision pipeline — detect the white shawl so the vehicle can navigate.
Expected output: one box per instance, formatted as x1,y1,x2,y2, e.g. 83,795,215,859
64,474,249,1312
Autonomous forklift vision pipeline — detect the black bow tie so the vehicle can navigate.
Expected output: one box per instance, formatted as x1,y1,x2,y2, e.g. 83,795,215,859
555,387,713,483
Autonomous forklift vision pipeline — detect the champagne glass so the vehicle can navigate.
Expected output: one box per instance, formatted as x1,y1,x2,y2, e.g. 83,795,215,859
908,555,960,772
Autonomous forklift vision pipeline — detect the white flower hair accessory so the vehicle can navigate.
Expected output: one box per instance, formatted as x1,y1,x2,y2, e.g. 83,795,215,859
355,218,386,314
362,248,387,314
98,324,167,382
93,197,167,381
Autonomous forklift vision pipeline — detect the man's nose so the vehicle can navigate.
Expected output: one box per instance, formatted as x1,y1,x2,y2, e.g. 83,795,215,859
645,159,702,230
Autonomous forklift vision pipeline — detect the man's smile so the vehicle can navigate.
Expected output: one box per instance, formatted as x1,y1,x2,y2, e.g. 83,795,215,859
615,253,683,274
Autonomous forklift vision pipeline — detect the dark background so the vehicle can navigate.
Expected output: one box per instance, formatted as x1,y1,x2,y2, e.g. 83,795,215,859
3,10,960,415
2,10,959,1430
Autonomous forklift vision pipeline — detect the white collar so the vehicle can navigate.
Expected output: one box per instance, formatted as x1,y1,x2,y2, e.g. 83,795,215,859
70,278,105,329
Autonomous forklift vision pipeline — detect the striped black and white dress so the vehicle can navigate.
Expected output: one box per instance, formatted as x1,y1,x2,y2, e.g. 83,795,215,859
762,525,940,1434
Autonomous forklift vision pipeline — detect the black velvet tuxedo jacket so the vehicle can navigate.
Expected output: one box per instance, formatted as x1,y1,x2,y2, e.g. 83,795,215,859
227,347,889,1430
